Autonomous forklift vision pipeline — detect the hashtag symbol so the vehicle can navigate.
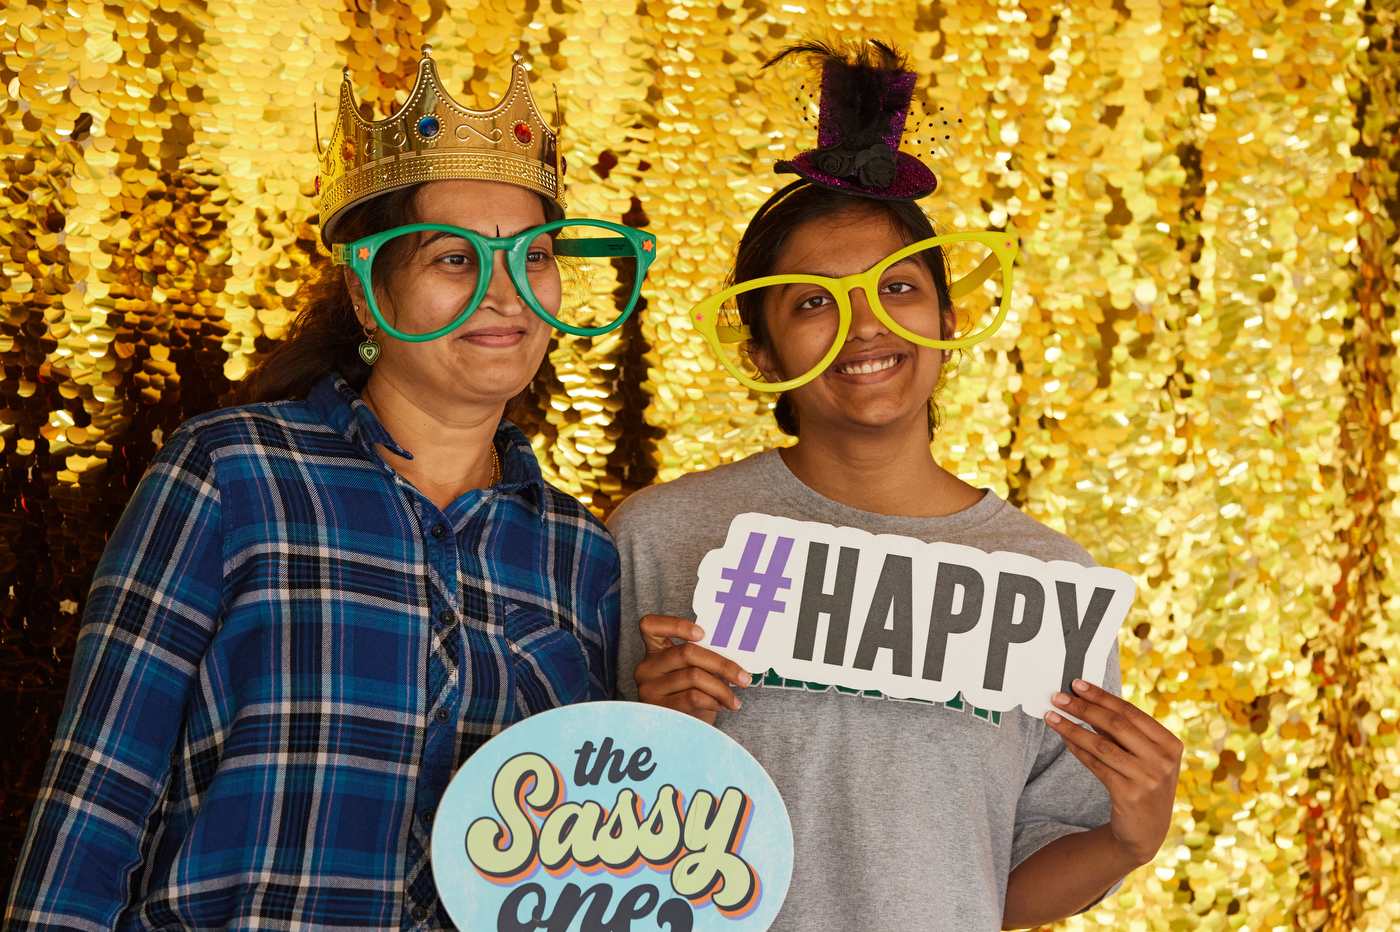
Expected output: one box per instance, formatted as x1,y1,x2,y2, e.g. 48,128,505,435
711,531,795,652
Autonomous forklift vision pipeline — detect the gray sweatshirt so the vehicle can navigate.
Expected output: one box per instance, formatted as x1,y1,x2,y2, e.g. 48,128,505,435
608,449,1118,931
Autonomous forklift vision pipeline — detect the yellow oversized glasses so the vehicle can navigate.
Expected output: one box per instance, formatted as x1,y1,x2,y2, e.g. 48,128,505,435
690,230,1020,392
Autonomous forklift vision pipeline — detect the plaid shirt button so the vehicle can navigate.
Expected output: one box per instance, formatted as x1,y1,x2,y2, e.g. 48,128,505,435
430,523,447,538
437,610,453,624
434,707,451,723
410,905,428,922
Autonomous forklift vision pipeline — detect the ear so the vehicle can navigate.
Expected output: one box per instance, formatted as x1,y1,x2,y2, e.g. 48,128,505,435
746,340,783,385
940,300,957,359
941,300,957,341
342,266,373,330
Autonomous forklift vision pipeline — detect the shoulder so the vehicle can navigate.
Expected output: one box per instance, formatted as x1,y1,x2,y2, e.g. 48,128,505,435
539,482,612,539
534,483,619,570
967,494,1096,568
608,453,771,542
171,399,339,459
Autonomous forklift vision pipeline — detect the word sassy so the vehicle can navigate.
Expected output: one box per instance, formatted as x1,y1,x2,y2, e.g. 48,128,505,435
465,748,761,930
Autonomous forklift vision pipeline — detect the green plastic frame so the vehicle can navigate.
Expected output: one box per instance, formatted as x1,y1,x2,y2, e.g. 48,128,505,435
689,230,1020,392
331,219,658,340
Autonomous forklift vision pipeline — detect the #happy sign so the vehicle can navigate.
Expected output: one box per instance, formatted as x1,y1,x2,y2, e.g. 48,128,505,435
692,514,1136,718
432,702,793,932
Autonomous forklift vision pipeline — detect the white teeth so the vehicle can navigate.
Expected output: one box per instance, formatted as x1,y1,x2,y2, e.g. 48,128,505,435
835,355,899,375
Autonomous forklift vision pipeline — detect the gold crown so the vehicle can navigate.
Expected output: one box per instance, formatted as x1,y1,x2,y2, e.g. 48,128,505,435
316,47,563,245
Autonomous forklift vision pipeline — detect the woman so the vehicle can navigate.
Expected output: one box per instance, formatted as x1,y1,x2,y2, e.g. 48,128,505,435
6,50,654,931
609,41,1182,931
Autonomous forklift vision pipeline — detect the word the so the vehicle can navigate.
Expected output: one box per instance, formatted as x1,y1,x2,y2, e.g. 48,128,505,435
573,738,656,785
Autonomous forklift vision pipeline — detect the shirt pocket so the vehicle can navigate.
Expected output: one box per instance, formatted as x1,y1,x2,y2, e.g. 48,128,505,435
500,601,595,714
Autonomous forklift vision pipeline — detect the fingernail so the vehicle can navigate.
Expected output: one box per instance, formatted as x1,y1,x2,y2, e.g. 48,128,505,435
1046,711,1062,724
1053,692,1070,706
732,697,742,710
1073,678,1089,691
690,625,704,640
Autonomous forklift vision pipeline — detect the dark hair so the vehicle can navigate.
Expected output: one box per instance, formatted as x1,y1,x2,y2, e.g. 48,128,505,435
733,182,955,436
238,185,565,404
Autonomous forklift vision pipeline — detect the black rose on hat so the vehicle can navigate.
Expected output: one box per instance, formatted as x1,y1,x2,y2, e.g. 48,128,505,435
812,147,856,178
852,143,896,188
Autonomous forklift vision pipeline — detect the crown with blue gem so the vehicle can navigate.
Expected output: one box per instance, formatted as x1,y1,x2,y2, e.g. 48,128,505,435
316,46,564,245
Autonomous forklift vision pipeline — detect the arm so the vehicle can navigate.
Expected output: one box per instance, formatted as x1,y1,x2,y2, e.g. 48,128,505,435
1001,679,1183,929
5,430,224,932
594,556,622,699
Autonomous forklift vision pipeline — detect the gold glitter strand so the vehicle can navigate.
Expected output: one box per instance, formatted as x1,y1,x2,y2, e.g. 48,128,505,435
1313,2,1400,929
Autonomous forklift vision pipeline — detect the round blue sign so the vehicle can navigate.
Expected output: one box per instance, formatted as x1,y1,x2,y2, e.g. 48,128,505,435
432,701,793,932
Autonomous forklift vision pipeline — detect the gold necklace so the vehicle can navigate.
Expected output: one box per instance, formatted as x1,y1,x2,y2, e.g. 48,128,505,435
489,443,500,487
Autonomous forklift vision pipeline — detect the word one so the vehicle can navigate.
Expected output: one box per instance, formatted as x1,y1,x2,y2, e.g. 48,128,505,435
693,513,1135,717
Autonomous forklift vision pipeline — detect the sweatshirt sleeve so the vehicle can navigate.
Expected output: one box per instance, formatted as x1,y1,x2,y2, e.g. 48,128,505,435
605,499,655,703
1009,644,1125,894
5,428,224,932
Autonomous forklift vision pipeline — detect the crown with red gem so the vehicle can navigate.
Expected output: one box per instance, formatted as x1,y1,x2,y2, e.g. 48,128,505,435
316,46,564,245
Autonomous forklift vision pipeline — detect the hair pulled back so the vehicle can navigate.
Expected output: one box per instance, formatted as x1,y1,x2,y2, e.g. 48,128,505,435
732,182,954,436
238,185,564,404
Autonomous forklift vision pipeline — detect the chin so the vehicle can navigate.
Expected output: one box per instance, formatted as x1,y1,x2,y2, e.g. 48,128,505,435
381,355,536,409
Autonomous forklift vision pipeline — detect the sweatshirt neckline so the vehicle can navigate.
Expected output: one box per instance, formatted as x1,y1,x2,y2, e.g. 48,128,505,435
750,448,1007,535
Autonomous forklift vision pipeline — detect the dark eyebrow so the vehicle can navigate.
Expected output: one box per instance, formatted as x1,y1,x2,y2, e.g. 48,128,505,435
420,225,543,246
773,256,926,296
421,230,470,248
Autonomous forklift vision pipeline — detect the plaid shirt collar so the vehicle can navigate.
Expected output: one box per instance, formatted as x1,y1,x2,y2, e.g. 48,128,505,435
308,372,549,515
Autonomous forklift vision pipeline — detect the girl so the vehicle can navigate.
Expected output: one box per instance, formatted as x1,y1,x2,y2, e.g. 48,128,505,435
609,40,1181,931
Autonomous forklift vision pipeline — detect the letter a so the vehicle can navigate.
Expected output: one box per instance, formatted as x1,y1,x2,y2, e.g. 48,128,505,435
853,554,915,676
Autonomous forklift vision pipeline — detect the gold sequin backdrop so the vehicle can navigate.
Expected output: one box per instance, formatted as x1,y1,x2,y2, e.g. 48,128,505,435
1,0,1396,927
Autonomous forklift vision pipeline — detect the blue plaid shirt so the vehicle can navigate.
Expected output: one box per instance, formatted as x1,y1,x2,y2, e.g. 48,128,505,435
6,375,619,932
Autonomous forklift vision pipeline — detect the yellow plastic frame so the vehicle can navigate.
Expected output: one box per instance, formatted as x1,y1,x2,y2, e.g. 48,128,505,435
690,230,1020,392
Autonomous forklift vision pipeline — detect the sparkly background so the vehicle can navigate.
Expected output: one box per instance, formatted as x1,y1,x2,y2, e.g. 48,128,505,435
2,1,1396,929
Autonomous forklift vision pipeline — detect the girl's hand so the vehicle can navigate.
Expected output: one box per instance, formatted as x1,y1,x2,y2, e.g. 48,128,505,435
1044,678,1184,867
633,614,751,724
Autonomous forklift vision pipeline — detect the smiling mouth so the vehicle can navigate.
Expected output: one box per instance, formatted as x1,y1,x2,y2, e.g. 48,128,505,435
831,354,901,376
460,326,526,339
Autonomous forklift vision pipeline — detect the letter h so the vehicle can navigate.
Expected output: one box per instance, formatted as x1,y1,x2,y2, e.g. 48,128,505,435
792,542,860,665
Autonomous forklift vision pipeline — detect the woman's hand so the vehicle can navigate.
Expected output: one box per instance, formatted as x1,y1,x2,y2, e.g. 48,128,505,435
634,614,751,725
1044,678,1184,867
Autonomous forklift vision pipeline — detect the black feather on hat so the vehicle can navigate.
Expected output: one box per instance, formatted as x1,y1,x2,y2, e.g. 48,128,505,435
763,38,937,200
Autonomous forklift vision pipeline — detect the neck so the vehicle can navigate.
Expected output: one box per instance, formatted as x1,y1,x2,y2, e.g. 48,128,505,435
778,414,983,518
359,374,501,510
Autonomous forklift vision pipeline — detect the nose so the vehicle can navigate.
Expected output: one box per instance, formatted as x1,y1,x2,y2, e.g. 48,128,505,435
845,286,889,341
479,247,527,316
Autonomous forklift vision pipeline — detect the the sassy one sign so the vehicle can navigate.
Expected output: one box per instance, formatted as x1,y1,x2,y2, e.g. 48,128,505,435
432,701,793,932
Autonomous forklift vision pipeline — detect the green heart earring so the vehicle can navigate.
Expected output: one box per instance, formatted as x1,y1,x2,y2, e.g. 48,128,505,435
358,318,380,365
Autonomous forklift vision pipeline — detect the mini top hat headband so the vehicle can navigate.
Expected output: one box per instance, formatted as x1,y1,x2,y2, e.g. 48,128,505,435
316,47,564,246
765,39,938,202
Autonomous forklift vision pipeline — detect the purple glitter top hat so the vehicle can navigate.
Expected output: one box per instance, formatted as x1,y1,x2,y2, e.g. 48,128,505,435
771,40,937,200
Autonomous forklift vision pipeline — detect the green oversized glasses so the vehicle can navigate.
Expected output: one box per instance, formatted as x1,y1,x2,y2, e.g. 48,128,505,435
690,230,1020,392
332,219,658,341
